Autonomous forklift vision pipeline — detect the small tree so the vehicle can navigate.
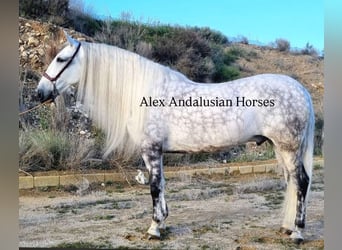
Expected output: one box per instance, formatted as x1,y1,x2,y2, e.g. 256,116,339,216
275,38,290,52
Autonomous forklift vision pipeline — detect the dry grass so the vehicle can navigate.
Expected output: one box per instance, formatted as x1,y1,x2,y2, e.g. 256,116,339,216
19,128,96,171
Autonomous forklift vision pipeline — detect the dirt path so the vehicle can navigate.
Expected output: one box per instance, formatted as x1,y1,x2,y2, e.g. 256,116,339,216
19,163,324,249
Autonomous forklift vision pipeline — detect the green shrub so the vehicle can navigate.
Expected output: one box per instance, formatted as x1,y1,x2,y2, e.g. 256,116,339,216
94,19,146,52
224,47,246,63
210,46,243,82
144,24,174,42
213,65,240,82
92,19,234,82
193,26,229,44
68,9,102,36
151,27,213,81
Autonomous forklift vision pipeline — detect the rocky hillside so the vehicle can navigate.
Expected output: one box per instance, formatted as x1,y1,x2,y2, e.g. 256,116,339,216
19,17,94,71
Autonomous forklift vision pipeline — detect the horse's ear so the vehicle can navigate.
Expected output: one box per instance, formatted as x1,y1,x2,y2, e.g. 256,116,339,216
63,30,78,47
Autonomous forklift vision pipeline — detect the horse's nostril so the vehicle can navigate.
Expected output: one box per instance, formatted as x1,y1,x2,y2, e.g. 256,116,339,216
37,89,44,101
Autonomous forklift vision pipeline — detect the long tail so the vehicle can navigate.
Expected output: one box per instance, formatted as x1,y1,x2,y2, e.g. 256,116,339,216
303,97,315,186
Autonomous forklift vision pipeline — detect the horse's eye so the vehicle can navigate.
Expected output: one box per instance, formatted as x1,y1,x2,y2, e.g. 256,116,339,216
56,57,68,63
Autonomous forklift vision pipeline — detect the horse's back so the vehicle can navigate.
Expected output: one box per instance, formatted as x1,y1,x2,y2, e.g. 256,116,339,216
231,74,309,95
151,73,313,152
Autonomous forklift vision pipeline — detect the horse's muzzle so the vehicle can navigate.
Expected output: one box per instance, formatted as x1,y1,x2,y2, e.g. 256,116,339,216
37,89,45,102
37,88,59,103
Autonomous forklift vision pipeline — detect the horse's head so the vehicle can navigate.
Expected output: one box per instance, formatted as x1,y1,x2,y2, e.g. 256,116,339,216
36,32,83,102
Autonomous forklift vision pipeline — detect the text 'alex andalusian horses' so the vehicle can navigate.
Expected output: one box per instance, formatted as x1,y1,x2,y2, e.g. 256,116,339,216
37,33,314,243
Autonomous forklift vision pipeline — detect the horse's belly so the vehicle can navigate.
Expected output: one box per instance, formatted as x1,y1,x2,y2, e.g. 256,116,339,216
164,118,253,152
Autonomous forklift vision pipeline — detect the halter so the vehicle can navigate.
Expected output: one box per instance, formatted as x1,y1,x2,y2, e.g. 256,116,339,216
42,42,81,97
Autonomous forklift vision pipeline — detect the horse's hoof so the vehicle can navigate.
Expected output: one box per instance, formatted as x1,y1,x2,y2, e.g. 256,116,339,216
158,221,166,231
291,237,304,244
147,225,160,240
147,234,161,240
290,230,304,244
279,227,292,235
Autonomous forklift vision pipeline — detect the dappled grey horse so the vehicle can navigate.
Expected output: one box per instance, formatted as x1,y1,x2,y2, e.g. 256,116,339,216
37,33,314,243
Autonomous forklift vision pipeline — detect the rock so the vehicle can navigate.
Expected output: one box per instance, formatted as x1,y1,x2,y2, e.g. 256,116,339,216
31,54,40,63
21,51,28,58
28,37,39,47
37,48,45,56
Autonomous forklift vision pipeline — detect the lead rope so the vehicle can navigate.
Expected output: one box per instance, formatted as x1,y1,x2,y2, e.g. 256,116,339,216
19,99,53,116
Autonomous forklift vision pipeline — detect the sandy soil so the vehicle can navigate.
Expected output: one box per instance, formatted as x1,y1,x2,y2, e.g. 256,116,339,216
19,164,324,249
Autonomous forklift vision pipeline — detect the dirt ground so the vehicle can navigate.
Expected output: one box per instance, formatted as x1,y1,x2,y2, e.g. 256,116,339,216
19,163,324,249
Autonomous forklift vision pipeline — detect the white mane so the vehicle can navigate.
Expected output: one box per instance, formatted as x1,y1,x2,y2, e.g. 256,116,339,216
77,42,188,158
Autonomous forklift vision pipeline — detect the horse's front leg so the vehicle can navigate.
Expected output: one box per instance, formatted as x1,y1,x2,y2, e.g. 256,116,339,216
142,143,168,239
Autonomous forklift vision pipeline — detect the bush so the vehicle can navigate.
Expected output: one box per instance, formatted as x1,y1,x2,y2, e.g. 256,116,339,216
301,42,318,56
19,129,71,171
91,18,236,82
68,8,102,36
213,65,240,82
275,38,290,52
19,127,103,171
19,0,69,24
224,47,246,64
192,26,229,44
151,28,215,81
210,46,242,82
94,19,146,52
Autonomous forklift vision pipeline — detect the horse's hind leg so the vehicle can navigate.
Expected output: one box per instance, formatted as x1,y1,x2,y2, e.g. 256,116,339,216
141,142,168,239
278,150,311,243
274,149,292,235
